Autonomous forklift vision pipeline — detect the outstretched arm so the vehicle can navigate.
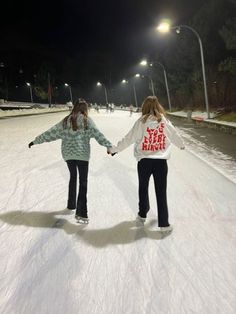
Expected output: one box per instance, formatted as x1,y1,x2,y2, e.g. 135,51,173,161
29,121,63,147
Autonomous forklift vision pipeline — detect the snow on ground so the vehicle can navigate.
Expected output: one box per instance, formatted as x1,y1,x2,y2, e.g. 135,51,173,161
168,110,236,127
177,129,236,184
0,110,236,314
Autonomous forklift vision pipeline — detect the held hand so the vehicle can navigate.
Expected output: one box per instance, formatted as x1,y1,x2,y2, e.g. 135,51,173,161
28,142,34,148
107,149,117,156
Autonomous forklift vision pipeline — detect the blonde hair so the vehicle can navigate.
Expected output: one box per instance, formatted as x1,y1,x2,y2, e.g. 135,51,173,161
141,96,166,123
63,99,88,130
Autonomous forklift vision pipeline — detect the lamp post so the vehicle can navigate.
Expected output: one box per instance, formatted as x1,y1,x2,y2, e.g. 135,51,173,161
26,82,33,104
140,59,171,111
122,78,137,107
64,83,73,104
156,62,172,112
0,62,9,101
121,79,129,105
97,81,108,104
122,75,141,108
133,74,141,108
140,60,155,96
157,22,210,118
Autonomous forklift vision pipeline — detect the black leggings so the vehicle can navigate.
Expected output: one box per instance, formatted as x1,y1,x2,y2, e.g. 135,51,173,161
137,158,169,227
66,160,89,218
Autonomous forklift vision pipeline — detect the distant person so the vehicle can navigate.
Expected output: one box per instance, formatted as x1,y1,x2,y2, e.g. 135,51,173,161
95,103,100,113
129,104,134,116
109,96,185,232
111,103,115,112
28,99,112,224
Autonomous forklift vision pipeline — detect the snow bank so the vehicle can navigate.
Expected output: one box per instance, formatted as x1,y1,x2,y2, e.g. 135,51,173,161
168,110,236,127
0,107,69,118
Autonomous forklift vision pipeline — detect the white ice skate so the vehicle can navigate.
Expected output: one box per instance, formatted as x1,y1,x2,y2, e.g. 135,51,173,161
75,215,89,224
157,225,173,233
136,215,146,226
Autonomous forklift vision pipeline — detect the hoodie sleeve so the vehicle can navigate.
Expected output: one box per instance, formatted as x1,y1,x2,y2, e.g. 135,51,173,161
163,117,185,148
111,119,142,153
33,121,63,145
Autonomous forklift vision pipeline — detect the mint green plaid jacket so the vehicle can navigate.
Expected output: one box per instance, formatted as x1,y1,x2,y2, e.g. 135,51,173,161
33,115,112,161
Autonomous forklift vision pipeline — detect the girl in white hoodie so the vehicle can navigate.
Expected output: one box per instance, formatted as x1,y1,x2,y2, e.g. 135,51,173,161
110,96,185,232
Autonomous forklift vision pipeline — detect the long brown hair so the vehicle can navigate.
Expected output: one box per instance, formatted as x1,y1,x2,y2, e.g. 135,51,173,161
141,96,166,123
63,99,88,130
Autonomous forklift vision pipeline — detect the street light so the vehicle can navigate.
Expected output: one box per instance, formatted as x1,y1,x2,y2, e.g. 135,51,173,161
121,79,130,105
140,59,155,96
0,62,9,101
97,81,108,104
140,59,171,110
121,75,141,108
26,82,33,104
156,62,172,112
123,78,137,108
133,74,142,107
157,21,210,118
64,83,73,104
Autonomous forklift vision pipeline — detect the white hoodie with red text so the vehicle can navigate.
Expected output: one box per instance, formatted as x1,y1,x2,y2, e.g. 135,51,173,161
111,115,184,161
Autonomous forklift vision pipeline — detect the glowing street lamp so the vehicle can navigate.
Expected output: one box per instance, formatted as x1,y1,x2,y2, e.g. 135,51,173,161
140,59,171,109
157,22,170,33
121,75,141,107
157,62,171,112
26,82,33,104
121,79,130,105
64,83,73,103
97,81,108,104
132,74,142,107
140,59,155,96
140,60,147,66
157,21,210,118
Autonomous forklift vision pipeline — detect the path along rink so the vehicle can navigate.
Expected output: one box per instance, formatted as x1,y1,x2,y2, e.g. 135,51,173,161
0,110,235,314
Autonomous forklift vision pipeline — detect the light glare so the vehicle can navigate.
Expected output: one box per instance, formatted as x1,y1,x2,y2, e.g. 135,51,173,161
140,60,147,66
157,22,170,33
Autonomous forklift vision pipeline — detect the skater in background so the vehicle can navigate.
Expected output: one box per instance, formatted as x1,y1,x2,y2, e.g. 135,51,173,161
109,96,185,232
28,99,113,224
95,103,100,113
129,104,134,116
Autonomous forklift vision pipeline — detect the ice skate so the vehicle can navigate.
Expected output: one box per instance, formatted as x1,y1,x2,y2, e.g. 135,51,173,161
75,215,89,224
64,208,75,214
136,215,146,226
157,225,173,233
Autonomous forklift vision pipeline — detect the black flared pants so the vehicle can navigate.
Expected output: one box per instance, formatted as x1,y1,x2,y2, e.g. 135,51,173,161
137,158,169,227
66,160,89,218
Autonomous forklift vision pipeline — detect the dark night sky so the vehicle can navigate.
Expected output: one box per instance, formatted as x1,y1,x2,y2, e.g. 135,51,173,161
0,0,206,84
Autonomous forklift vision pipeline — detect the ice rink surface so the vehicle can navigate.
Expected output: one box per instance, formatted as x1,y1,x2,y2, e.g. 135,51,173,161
0,110,235,314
